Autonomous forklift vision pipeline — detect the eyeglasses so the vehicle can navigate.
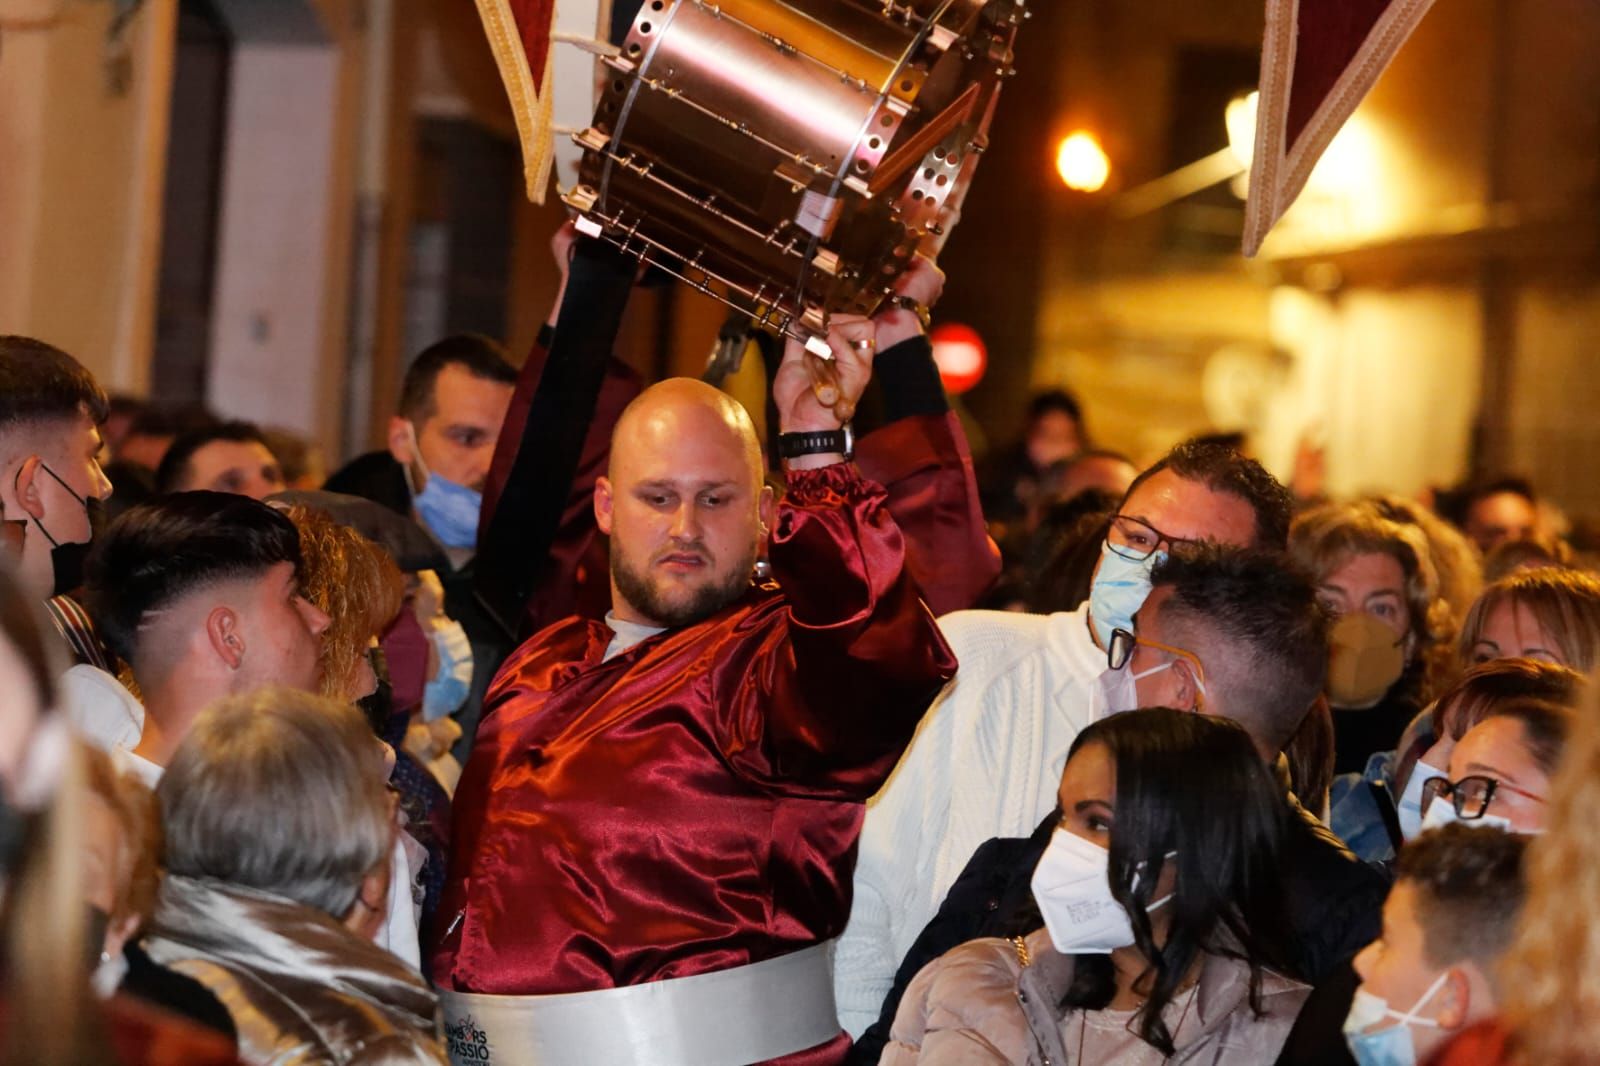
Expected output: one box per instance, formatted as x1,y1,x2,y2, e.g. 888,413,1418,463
1106,514,1199,563
1420,774,1547,820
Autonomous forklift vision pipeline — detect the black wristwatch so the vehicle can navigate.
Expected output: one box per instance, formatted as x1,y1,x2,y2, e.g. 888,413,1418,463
778,424,854,460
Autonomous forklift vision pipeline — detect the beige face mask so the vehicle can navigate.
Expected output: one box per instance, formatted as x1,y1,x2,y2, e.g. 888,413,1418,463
1327,612,1407,709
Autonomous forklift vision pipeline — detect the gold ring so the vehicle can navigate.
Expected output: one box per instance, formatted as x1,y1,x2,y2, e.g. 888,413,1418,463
852,338,876,352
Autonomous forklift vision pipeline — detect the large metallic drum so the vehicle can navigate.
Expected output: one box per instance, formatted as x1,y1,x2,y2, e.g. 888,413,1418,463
563,0,1026,347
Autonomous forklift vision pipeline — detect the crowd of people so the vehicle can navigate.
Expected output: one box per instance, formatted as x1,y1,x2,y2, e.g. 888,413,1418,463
2,227,1599,1066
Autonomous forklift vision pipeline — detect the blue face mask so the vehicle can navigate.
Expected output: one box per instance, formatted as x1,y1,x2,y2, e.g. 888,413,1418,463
1342,972,1448,1066
1088,541,1166,650
422,618,474,721
406,422,482,550
414,473,483,550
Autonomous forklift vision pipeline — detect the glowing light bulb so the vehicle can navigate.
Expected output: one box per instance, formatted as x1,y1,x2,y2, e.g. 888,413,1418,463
1055,131,1110,193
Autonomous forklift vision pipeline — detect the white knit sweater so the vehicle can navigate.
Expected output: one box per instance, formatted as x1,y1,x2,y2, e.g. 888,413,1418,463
833,603,1109,1036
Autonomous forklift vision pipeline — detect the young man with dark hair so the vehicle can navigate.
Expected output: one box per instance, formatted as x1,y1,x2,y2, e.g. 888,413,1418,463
155,420,286,499
324,334,522,760
82,492,330,784
837,440,1295,1039
0,335,114,604
325,333,518,553
1133,544,1330,757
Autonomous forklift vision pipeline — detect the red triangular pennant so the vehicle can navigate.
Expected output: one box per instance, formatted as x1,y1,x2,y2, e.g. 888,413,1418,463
1243,0,1437,255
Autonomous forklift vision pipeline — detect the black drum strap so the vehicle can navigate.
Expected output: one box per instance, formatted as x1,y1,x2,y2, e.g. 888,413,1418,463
474,236,638,640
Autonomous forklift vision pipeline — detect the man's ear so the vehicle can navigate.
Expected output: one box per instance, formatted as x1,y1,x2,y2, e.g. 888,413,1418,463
206,606,245,670
10,456,46,521
387,416,416,467
758,484,776,540
1174,660,1202,713
1435,967,1474,1030
594,476,615,535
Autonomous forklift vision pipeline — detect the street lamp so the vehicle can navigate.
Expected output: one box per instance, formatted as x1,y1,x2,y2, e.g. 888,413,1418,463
1055,131,1110,193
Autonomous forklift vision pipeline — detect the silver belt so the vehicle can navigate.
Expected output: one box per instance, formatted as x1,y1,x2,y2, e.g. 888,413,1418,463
439,940,840,1065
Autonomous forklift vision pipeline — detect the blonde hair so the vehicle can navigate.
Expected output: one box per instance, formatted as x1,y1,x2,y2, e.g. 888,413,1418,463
283,504,404,700
1458,567,1600,674
1499,674,1600,1062
80,746,161,931
1290,500,1457,702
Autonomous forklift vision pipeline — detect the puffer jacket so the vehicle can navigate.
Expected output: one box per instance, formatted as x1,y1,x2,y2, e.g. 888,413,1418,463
881,928,1309,1066
143,874,446,1065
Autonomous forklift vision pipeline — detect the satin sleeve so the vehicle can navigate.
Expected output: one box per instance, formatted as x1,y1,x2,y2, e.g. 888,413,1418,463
721,463,957,799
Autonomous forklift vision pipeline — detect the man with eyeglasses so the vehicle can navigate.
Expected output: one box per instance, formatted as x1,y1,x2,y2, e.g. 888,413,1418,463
835,439,1296,1050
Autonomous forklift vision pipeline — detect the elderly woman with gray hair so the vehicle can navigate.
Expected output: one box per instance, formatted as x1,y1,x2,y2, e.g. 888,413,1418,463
141,687,446,1065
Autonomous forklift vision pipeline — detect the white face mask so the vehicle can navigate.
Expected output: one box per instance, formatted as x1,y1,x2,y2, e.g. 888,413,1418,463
1418,795,1514,835
1097,658,1201,717
1396,759,1447,841
1030,828,1173,954
1342,970,1448,1066
1097,666,1137,718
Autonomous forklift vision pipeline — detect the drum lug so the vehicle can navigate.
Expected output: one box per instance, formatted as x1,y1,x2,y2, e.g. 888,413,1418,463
800,306,830,338
575,127,612,152
812,249,842,276
563,184,600,215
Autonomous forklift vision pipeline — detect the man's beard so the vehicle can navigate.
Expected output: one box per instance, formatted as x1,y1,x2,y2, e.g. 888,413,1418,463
611,539,758,628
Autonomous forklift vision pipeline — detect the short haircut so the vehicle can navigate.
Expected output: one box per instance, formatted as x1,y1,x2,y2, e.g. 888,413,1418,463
1458,566,1600,673
1121,440,1293,551
158,687,391,918
84,492,303,664
1026,389,1082,426
397,334,516,424
0,335,109,439
1150,544,1329,752
1397,823,1527,978
154,420,274,493
1478,698,1575,779
1430,658,1584,743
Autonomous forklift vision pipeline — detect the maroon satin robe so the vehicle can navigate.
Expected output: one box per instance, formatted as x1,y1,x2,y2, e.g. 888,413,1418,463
432,464,956,1063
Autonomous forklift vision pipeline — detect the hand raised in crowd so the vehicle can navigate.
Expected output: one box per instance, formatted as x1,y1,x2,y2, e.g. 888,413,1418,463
774,315,877,465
